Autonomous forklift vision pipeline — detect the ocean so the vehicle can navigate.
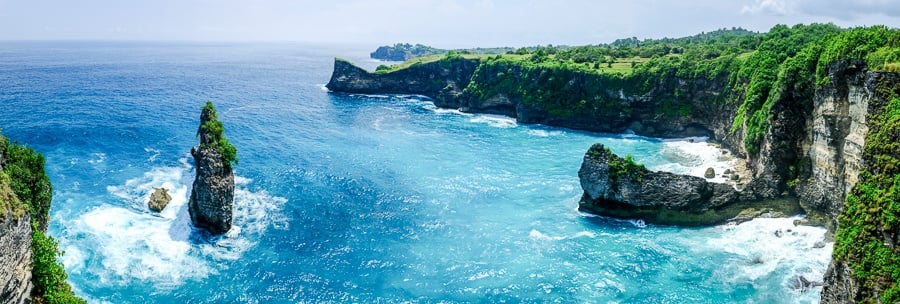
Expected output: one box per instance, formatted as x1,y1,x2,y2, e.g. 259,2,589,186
0,42,831,303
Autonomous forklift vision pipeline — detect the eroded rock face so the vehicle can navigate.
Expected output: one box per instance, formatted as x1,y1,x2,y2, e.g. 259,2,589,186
796,60,872,229
820,261,863,303
188,105,235,235
0,214,32,304
148,187,172,212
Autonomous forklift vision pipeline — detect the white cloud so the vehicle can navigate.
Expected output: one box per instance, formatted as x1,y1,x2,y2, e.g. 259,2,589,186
741,0,793,15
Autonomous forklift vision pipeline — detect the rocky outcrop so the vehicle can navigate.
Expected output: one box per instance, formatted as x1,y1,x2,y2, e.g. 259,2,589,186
148,187,172,212
821,262,862,303
0,213,32,304
578,143,800,225
188,103,235,235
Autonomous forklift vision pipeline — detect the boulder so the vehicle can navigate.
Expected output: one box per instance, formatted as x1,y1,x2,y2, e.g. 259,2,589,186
704,167,716,178
147,187,171,212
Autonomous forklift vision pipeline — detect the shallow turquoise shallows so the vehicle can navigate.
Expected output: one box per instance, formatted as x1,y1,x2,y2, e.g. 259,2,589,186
0,42,831,303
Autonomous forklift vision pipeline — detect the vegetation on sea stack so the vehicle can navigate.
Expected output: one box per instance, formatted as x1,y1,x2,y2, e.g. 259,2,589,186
198,101,238,168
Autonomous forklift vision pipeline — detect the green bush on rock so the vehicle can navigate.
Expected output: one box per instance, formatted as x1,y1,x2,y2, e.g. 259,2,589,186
199,101,238,168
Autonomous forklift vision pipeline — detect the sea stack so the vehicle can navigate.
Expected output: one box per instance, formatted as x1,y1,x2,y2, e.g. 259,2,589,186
188,101,237,235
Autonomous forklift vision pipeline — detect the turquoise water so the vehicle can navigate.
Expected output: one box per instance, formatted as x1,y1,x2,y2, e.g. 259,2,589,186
0,42,831,303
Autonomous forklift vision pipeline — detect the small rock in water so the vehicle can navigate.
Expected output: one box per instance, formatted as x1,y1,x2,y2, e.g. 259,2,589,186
813,241,826,249
774,229,784,237
148,187,172,212
731,174,740,181
704,167,716,178
724,168,732,174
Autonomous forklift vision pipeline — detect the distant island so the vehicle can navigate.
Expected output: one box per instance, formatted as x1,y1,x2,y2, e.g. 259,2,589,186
333,24,900,303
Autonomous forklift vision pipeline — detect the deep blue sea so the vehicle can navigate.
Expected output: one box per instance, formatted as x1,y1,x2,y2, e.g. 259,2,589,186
0,42,832,303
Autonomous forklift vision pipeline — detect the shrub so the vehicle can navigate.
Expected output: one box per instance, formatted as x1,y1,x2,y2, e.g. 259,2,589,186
199,102,238,168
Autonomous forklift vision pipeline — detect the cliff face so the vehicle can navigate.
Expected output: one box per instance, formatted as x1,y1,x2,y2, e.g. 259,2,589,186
796,61,870,229
0,213,32,304
189,103,236,235
819,70,900,303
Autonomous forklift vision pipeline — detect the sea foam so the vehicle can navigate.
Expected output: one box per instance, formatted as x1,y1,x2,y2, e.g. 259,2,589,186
63,158,287,289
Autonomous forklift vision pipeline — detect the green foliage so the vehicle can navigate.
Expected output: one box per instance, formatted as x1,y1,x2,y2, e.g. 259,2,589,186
606,147,647,185
3,137,52,229
816,25,900,85
728,23,842,153
375,64,391,73
31,229,85,304
834,94,900,302
0,170,27,219
199,101,238,168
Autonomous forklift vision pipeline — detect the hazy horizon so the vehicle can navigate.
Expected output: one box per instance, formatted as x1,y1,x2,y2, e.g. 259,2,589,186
1,0,899,49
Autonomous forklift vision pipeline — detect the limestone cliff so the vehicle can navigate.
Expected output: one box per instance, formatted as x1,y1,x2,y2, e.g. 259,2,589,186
189,102,236,235
796,61,871,230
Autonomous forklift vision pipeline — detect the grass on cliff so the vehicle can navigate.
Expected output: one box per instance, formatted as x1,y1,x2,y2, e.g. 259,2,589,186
1,132,85,303
199,101,238,168
0,171,27,219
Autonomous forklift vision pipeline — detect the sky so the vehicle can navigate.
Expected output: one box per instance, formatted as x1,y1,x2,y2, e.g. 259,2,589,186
0,0,898,48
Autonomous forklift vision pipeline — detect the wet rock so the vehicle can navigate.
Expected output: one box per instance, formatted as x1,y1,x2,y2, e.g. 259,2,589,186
147,187,172,212
704,167,716,178
791,275,824,292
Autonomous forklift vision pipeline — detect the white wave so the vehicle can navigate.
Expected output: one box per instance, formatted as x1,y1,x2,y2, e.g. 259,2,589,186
430,106,475,116
469,114,518,128
318,84,328,92
702,217,832,299
349,93,391,99
527,129,562,137
87,152,106,164
144,147,161,162
529,229,596,241
66,161,287,288
651,138,735,183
